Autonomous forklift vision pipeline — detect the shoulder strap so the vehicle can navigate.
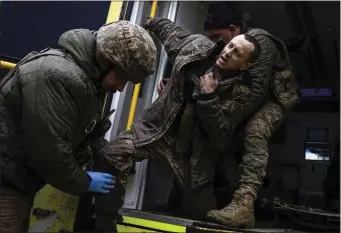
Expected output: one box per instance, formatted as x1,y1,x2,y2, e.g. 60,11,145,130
0,48,66,90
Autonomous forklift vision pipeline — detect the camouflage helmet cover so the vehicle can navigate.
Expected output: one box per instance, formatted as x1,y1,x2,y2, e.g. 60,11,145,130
96,20,157,83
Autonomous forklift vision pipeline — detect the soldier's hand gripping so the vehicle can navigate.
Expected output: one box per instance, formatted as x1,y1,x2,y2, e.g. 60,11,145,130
157,78,168,95
199,72,219,94
144,17,153,29
86,171,116,194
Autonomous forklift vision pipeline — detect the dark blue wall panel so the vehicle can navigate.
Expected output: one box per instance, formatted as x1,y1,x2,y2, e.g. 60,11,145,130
0,1,111,59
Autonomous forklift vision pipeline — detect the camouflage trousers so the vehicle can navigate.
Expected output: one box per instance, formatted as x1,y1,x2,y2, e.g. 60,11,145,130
226,101,285,198
102,128,194,189
101,104,194,185
101,126,217,217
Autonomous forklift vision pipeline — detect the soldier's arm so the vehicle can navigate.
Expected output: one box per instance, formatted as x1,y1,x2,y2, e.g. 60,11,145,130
195,94,236,151
145,17,193,63
90,137,109,156
196,36,277,150
238,34,277,116
22,72,91,195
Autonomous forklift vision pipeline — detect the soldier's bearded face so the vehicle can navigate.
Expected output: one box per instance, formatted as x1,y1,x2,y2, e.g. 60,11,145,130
216,34,254,71
102,70,128,93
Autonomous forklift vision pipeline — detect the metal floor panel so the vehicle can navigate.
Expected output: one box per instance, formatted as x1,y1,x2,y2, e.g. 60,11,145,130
119,209,312,233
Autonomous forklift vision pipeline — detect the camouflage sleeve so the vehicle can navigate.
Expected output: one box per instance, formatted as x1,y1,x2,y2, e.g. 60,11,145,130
90,137,108,155
272,69,300,112
196,35,277,151
195,94,234,151
146,17,193,63
22,72,91,195
238,34,277,116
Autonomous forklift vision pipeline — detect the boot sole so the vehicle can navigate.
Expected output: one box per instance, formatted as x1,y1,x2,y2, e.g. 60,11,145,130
207,212,255,228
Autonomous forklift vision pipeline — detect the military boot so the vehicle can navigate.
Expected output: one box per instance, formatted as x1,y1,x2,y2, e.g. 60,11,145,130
207,186,255,228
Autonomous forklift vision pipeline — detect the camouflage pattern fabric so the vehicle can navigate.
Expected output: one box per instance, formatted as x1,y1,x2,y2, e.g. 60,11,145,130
131,17,286,160
96,21,157,83
239,101,285,197
100,130,152,186
131,18,217,148
100,124,218,218
103,17,276,199
207,101,286,228
102,18,299,220
0,21,157,196
101,128,188,187
245,28,300,112
206,27,299,228
193,26,299,207
0,21,157,233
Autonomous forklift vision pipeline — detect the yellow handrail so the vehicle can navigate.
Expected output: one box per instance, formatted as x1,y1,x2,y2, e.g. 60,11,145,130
125,0,158,130
0,60,16,69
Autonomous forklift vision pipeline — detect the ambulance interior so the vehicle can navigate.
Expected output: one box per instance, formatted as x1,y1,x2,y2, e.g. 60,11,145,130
113,1,340,231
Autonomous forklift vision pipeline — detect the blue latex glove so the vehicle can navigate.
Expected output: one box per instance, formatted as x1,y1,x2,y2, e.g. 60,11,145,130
86,171,116,194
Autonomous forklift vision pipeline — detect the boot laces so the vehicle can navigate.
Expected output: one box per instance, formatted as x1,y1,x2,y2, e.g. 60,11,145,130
223,192,243,212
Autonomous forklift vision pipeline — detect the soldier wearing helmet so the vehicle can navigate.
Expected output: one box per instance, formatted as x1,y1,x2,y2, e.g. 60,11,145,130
0,20,156,233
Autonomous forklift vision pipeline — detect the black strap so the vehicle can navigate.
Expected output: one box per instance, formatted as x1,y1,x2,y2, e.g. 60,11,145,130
188,65,216,90
0,48,66,90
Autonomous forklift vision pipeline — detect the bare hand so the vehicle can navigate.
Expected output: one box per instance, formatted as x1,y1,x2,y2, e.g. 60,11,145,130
144,17,153,29
199,72,218,94
157,78,168,95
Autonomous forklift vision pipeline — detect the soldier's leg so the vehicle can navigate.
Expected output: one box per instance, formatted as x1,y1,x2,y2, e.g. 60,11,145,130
182,126,219,219
167,177,183,211
0,161,44,232
0,93,38,232
208,102,285,228
221,151,241,206
240,102,284,198
73,192,95,231
93,130,152,232
221,129,245,206
73,147,96,232
0,186,33,233
92,157,125,232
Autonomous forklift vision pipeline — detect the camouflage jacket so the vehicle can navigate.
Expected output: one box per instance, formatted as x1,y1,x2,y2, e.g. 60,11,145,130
0,29,107,196
245,27,300,110
132,17,285,150
190,28,300,189
133,18,299,191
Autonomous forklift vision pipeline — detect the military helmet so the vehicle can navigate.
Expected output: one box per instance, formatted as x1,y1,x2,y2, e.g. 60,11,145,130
96,20,157,83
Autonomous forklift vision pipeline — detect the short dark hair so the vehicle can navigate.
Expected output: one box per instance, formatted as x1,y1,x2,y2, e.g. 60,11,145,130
243,34,261,63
